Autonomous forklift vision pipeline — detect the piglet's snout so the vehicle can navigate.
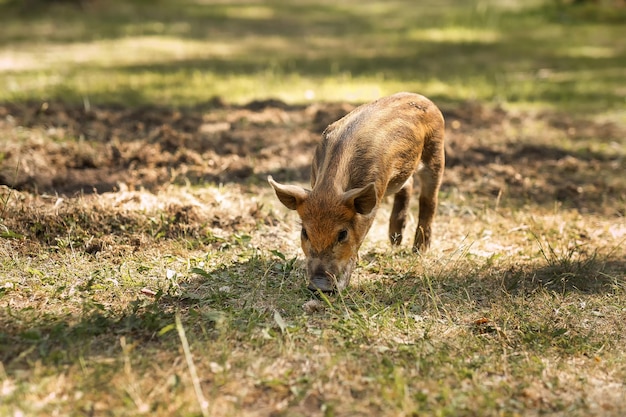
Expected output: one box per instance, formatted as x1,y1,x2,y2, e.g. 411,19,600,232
307,269,336,293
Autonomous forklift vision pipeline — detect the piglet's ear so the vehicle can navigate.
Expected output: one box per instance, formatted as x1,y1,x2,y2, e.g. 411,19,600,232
342,182,378,215
268,176,310,210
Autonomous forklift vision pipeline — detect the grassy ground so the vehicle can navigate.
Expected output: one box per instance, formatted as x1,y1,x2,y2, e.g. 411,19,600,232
1,0,626,416
1,0,625,114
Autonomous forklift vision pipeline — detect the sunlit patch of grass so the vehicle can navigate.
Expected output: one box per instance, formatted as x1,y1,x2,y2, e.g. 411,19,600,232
0,37,239,73
406,27,501,43
0,0,625,114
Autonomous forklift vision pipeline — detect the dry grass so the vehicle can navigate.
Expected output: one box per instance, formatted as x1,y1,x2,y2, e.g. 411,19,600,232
1,173,625,416
1,0,625,415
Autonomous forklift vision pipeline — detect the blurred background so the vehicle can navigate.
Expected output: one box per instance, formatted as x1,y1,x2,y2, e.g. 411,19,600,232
1,0,625,115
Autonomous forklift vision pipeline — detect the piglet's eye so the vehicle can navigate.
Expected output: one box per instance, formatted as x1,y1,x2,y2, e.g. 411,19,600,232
301,228,308,240
337,229,348,243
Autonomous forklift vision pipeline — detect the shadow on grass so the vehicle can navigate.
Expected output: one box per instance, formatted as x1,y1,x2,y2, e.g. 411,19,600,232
30,46,625,109
0,295,177,367
1,241,623,372
503,258,626,295
359,248,625,304
0,1,625,110
0,250,309,369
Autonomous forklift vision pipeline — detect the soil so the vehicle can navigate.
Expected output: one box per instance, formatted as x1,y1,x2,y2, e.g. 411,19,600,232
1,98,624,216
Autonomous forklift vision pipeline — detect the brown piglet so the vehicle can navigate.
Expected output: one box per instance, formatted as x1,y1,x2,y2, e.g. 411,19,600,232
268,92,445,292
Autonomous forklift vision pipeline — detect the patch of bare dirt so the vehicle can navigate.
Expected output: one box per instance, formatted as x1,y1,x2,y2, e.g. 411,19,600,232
1,99,624,217
0,184,272,255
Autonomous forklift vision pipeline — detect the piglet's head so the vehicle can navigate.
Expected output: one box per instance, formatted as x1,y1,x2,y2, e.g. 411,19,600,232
268,176,378,292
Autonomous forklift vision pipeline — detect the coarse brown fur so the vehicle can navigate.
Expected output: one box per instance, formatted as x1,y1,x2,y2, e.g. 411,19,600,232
269,92,445,292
